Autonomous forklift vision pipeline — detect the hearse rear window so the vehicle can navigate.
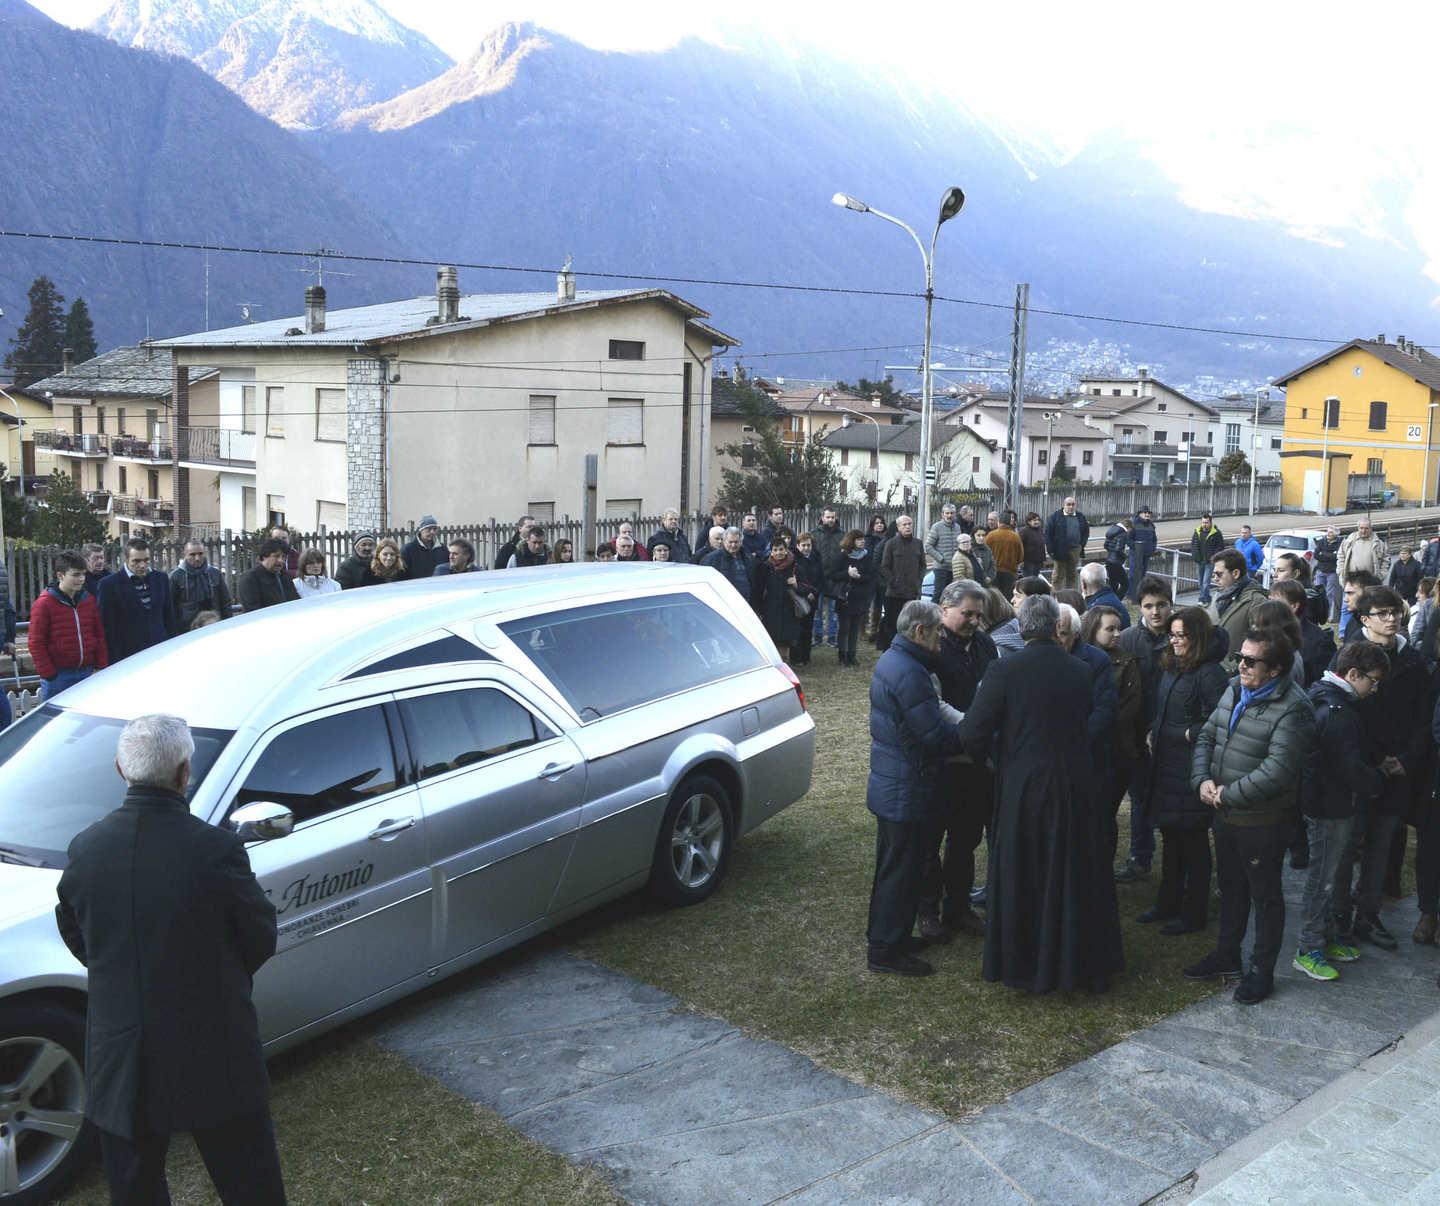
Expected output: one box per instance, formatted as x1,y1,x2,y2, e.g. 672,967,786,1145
500,594,764,719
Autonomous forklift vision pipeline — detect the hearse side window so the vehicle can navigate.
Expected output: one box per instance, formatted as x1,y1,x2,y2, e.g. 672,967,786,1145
232,706,398,825
345,634,495,680
499,593,765,719
400,688,553,781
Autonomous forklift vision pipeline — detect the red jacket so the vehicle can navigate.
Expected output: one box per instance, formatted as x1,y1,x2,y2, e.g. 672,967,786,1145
28,587,109,679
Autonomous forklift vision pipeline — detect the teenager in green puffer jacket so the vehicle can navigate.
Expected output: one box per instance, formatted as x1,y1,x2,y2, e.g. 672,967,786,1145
1185,626,1316,1007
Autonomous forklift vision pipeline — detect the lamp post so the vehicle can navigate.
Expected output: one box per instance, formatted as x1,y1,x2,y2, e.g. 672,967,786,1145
1423,401,1440,507
1041,410,1058,517
0,385,24,555
832,186,965,539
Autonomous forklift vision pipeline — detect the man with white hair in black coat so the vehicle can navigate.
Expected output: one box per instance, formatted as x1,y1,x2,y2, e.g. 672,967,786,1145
55,714,285,1203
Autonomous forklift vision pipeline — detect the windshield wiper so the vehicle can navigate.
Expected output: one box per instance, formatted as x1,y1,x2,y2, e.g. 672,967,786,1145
0,845,46,868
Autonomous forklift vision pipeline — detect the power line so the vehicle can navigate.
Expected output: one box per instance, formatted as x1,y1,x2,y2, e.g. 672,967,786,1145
0,226,1372,347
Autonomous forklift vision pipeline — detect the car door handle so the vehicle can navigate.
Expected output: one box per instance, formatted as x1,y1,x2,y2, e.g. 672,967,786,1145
537,761,576,780
367,816,416,841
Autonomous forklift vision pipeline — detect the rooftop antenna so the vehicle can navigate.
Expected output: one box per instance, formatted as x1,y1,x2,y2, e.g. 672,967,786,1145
295,247,355,289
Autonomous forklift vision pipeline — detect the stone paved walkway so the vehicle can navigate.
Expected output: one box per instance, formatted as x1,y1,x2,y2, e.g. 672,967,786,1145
370,873,1440,1205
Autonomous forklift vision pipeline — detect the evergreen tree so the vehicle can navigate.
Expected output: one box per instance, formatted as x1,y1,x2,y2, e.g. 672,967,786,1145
716,370,842,509
3,276,67,389
1215,450,1252,483
31,470,106,548
1050,449,1077,483
64,297,98,364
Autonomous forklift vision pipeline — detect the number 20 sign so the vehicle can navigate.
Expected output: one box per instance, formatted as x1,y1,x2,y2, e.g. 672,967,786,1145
1409,424,1424,441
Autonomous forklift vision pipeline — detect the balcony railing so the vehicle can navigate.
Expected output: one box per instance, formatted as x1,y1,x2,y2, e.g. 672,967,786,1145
176,425,256,469
34,430,109,456
1112,442,1214,459
111,434,172,462
112,495,175,525
84,489,113,514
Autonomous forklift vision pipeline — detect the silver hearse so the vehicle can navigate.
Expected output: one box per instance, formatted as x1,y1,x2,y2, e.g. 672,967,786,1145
0,564,814,1203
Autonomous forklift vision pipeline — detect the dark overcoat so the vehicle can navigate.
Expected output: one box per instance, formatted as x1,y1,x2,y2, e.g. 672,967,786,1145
54,785,277,1139
96,569,177,661
752,558,804,647
1147,628,1230,830
957,639,1125,992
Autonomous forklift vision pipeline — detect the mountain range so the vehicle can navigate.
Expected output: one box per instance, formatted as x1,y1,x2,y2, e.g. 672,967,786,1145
2,0,1436,397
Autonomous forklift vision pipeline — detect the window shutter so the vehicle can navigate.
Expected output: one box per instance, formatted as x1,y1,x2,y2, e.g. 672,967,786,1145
316,389,346,441
529,396,556,444
607,398,643,445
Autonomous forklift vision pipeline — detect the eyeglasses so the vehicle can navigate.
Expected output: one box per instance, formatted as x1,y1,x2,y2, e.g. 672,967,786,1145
1237,654,1269,668
1366,609,1403,620
1364,673,1384,687
1167,633,1188,643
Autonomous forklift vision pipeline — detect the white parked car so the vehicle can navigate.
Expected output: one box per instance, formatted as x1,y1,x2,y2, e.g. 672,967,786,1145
0,564,815,1203
1261,528,1326,587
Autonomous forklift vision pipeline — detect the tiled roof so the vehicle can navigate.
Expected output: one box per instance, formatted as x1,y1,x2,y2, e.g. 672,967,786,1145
155,288,738,349
821,418,982,454
27,346,214,401
1274,339,1440,391
711,374,786,418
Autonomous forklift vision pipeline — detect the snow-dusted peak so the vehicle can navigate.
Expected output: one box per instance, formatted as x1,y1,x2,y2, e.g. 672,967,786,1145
91,0,265,58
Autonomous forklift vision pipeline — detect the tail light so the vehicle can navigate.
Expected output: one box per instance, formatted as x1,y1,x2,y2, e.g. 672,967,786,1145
1304,550,1314,560
780,662,806,711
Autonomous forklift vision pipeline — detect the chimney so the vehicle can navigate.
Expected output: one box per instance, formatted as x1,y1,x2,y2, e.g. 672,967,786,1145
1137,365,1150,382
304,285,326,335
62,346,73,373
436,266,460,324
1376,333,1386,345
557,257,576,303
1398,335,1408,355
871,391,882,408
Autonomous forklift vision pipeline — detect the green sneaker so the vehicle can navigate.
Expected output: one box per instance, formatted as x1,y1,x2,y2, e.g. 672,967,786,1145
1294,948,1340,982
1325,941,1361,963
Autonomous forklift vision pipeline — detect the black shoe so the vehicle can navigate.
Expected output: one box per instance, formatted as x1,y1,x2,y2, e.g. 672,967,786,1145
1289,849,1310,871
1184,950,1243,980
1136,907,1175,924
1233,972,1273,1005
868,952,935,977
901,934,934,952
1115,859,1151,884
915,914,949,944
1160,919,1204,936
943,908,986,938
1355,913,1399,951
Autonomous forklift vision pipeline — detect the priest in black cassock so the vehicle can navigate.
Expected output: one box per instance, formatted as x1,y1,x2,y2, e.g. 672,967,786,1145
957,593,1126,993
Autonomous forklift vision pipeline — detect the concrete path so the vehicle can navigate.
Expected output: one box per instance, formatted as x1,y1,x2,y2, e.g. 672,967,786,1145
370,872,1440,1205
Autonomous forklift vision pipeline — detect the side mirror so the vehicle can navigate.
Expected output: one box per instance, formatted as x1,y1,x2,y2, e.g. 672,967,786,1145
229,801,294,842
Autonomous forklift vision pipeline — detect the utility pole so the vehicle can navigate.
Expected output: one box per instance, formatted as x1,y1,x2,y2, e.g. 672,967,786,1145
1042,410,1058,517
1004,283,1029,513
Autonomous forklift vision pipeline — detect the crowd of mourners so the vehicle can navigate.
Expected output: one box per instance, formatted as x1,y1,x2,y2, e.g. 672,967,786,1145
9,500,1440,1008
851,498,1440,1009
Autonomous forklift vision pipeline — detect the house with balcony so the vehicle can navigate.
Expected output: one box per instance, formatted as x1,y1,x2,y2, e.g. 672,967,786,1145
26,345,218,539
154,267,737,536
1072,371,1221,484
945,394,1110,485
1208,393,1286,478
771,384,909,450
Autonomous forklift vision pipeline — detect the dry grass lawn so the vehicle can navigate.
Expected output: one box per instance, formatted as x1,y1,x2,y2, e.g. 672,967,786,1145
563,639,1229,1118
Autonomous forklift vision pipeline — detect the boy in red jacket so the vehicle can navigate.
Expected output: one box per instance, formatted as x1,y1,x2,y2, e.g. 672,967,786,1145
29,550,109,699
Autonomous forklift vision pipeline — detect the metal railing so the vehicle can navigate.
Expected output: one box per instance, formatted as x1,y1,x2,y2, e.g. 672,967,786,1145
112,496,176,523
176,426,257,468
111,435,172,461
33,430,109,455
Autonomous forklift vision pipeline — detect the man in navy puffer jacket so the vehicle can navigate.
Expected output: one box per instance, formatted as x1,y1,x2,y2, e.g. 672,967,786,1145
865,599,962,976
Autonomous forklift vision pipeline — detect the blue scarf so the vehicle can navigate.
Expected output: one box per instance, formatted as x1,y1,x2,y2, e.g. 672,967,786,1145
1229,675,1281,733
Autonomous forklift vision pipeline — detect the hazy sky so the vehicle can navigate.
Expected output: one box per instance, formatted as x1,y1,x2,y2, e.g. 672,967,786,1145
29,0,1440,272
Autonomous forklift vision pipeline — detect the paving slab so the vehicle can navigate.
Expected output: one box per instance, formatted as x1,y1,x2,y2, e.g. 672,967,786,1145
393,1008,738,1118
587,1095,941,1206
1130,1018,1359,1099
777,1126,1030,1206
517,1033,873,1154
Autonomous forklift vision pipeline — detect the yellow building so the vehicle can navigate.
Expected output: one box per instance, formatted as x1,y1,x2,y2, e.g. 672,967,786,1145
0,382,57,493
1276,336,1440,511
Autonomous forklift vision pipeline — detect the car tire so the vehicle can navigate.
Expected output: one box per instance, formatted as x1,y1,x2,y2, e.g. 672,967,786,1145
0,1000,94,1206
649,774,734,906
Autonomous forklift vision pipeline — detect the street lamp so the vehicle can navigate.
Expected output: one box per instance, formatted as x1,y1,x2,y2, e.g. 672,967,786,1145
832,185,965,539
